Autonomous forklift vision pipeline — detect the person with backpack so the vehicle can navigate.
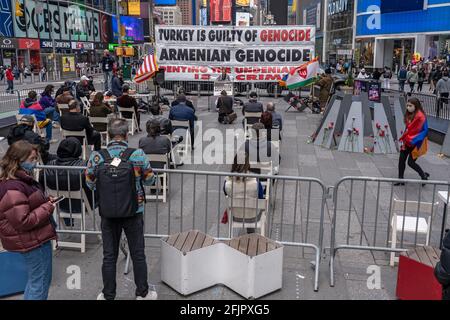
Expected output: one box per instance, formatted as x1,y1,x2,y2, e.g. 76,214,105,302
85,118,157,301
398,66,408,92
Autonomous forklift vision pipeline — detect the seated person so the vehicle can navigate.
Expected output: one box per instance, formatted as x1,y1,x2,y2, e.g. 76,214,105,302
18,90,54,143
266,102,283,131
56,86,75,105
223,152,265,234
60,100,102,151
242,91,264,126
76,75,92,100
169,96,197,148
139,120,172,169
117,84,141,131
260,111,274,142
87,76,95,92
171,93,195,111
148,103,173,135
39,84,60,125
39,137,96,226
216,90,235,124
242,123,272,174
89,92,114,132
7,115,53,164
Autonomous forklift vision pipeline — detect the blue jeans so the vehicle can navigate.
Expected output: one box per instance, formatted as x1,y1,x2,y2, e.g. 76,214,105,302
104,71,112,91
45,122,53,141
21,241,53,300
44,107,60,123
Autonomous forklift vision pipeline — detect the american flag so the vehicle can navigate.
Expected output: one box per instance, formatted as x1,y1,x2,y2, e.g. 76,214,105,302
134,48,158,83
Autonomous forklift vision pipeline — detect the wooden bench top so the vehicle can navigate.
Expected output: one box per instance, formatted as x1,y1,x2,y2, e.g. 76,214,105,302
165,231,282,257
165,230,220,255
223,233,282,257
401,246,442,268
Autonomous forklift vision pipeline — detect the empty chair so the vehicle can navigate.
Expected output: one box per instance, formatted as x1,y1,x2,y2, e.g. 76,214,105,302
146,153,170,203
390,198,439,266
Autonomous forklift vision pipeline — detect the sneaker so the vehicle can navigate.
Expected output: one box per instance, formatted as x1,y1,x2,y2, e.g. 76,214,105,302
96,292,106,300
136,290,158,300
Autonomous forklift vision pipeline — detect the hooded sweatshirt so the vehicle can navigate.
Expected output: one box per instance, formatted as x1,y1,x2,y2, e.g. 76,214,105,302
19,98,46,121
437,76,450,94
39,92,56,110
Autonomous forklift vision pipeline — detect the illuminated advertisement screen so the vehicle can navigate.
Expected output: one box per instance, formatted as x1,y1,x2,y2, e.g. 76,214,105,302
154,0,177,4
112,16,144,42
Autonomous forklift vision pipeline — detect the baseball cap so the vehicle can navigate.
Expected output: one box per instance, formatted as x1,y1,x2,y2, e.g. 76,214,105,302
80,75,89,81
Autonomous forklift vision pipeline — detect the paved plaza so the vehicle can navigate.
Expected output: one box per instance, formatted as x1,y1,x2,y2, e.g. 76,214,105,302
1,94,449,300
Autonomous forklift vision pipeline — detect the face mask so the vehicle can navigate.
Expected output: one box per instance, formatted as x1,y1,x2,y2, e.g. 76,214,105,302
407,105,416,113
20,161,37,174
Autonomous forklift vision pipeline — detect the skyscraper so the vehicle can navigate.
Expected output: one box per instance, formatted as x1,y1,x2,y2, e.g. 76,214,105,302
177,0,193,25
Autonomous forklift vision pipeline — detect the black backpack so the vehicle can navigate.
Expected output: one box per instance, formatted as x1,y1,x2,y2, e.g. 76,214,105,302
96,148,139,219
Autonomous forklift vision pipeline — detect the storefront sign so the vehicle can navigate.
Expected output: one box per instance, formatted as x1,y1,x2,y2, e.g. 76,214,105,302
328,0,349,16
0,37,18,49
155,26,316,67
128,0,141,15
13,1,101,42
71,42,94,50
18,39,40,50
40,40,71,49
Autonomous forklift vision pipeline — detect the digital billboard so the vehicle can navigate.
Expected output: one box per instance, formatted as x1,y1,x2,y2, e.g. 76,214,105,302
154,0,177,5
381,0,424,14
210,0,232,22
112,16,144,42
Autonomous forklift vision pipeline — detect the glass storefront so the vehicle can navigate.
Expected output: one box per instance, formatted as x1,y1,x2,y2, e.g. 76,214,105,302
355,39,375,68
325,0,355,64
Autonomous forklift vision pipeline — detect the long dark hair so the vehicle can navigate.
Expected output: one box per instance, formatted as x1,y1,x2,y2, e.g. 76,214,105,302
231,152,250,181
405,97,425,123
43,84,54,96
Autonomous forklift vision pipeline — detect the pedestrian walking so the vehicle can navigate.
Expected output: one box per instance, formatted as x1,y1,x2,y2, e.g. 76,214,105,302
0,66,5,82
398,66,408,92
436,71,450,114
101,49,115,91
383,66,392,90
417,68,426,92
0,140,57,300
407,67,419,92
5,66,14,93
395,98,430,185
40,66,47,82
85,118,158,301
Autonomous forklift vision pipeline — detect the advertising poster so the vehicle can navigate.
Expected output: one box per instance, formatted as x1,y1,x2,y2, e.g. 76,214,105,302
236,12,251,26
368,81,381,103
0,0,13,37
62,56,75,73
210,0,232,22
112,16,144,42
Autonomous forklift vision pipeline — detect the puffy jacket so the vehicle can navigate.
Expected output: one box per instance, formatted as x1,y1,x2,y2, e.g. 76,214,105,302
39,138,95,213
39,93,56,110
0,171,56,253
435,231,450,288
19,98,47,121
5,69,14,81
169,103,197,132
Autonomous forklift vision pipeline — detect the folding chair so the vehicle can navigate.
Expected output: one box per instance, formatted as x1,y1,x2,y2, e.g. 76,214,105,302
80,96,91,116
244,112,262,137
118,106,139,135
161,134,178,168
89,117,109,147
57,103,69,118
62,129,89,160
47,187,94,253
171,120,192,157
146,153,170,203
390,198,439,266
16,114,44,137
227,197,268,237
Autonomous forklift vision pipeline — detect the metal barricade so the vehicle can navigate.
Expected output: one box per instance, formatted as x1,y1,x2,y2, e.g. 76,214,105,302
437,96,450,120
330,176,450,287
36,165,328,292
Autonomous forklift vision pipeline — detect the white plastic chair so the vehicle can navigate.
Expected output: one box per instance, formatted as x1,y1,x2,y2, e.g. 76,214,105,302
146,153,170,203
390,198,438,266
80,96,91,116
118,106,139,135
227,197,268,237
89,116,109,146
62,129,89,160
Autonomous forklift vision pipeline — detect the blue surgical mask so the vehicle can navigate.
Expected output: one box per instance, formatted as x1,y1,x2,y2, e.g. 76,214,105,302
20,161,37,174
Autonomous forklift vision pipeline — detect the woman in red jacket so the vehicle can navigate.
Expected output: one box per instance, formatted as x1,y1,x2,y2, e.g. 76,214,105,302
396,97,430,185
0,141,56,300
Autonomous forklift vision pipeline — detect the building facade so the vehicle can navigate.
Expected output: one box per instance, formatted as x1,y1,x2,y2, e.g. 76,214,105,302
158,6,183,25
297,0,324,63
177,0,193,25
356,0,450,72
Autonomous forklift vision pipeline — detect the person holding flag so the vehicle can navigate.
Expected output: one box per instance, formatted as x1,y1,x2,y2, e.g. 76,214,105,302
395,97,430,186
316,68,334,112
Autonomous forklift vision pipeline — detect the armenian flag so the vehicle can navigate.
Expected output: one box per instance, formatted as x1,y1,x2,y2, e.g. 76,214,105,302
401,111,429,160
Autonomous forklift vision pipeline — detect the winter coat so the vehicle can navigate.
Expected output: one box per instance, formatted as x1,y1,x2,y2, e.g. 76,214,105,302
434,231,450,290
19,98,47,121
407,71,419,83
437,77,450,94
0,171,56,253
5,69,14,81
39,93,56,110
316,75,334,104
